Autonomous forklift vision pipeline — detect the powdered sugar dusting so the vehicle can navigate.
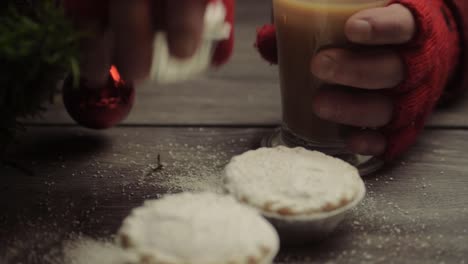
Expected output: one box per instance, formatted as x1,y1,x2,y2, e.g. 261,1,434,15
63,238,136,264
225,146,363,215
118,192,279,264
140,141,230,194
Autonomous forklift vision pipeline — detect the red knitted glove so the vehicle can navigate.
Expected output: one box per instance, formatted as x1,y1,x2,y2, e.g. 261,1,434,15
255,0,461,161
383,0,460,160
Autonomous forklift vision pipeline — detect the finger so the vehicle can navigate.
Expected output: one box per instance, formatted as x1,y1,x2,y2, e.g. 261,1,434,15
63,0,109,26
312,89,393,127
345,4,416,45
110,0,153,81
63,0,111,88
311,49,404,89
166,0,207,58
78,24,113,88
347,130,387,156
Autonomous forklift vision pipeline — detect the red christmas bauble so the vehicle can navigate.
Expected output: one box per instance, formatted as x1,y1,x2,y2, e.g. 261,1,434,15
63,66,135,130
255,24,278,65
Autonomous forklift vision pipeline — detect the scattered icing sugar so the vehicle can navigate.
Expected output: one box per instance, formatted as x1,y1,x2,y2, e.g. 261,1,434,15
141,142,228,194
117,192,279,264
63,238,136,264
225,146,363,215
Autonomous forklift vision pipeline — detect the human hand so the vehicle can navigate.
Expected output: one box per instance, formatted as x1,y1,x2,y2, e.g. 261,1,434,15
65,0,209,87
310,4,416,156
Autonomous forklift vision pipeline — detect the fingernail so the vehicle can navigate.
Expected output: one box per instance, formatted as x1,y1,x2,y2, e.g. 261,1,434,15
312,54,336,80
347,19,372,42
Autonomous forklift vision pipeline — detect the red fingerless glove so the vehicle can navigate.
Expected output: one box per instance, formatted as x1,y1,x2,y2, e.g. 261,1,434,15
382,0,460,160
255,0,461,161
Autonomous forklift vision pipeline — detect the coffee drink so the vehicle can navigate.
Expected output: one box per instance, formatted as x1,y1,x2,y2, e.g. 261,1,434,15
273,0,388,155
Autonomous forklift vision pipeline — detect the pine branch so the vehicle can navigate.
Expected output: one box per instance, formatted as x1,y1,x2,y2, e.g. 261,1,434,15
0,0,81,151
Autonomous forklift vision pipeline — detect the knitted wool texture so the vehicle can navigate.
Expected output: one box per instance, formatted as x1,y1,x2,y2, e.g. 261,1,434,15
255,0,464,161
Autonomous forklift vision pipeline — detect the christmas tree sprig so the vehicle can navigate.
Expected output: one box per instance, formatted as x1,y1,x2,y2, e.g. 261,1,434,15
0,0,81,151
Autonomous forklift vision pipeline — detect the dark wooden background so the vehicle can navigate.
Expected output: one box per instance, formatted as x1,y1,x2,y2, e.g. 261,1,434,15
1,0,468,263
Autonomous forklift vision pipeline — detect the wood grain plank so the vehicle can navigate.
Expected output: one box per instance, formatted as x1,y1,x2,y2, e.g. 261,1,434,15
1,127,467,263
428,98,468,127
21,0,468,128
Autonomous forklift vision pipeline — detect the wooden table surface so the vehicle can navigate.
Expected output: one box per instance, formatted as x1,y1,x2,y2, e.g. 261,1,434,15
1,1,468,263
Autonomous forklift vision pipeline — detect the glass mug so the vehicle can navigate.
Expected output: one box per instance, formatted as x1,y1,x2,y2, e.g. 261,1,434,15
262,0,389,175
